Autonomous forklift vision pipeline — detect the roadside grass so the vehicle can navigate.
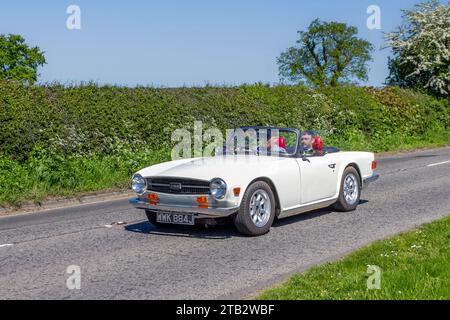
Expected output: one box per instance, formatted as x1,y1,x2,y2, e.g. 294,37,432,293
258,216,450,300
0,149,171,207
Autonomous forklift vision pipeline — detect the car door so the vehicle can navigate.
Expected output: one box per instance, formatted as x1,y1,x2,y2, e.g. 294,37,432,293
296,153,339,204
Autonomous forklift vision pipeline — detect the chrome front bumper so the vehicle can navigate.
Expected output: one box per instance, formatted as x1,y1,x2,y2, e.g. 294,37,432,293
129,198,239,218
362,173,379,188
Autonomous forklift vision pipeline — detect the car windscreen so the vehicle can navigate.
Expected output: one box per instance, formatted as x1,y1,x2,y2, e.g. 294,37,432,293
224,128,298,156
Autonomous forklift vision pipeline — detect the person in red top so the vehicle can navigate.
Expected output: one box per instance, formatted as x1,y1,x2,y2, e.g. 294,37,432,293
312,135,324,156
266,136,287,154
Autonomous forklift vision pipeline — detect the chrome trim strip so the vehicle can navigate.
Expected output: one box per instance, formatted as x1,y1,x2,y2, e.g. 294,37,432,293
146,176,211,184
129,198,239,218
149,183,171,187
148,183,209,189
179,185,210,189
278,199,337,219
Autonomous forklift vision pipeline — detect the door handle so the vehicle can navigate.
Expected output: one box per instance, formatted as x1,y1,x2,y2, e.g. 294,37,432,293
328,163,336,169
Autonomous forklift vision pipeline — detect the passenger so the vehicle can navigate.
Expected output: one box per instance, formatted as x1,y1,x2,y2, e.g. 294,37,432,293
312,135,324,156
267,136,287,154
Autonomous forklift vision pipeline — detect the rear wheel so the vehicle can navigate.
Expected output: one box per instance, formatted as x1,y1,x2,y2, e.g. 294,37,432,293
333,166,361,212
233,181,276,236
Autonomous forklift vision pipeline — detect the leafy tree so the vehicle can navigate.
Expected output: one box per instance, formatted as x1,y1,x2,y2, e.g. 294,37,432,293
277,19,374,87
0,34,46,85
385,0,450,97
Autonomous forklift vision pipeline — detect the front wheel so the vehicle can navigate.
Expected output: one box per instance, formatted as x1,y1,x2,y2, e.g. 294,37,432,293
233,181,276,236
333,166,361,212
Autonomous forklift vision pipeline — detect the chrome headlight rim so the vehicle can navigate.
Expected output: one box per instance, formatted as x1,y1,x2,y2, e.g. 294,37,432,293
131,173,147,195
210,178,227,200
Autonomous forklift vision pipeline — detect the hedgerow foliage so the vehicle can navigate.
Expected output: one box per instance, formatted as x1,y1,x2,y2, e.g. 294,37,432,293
0,81,448,206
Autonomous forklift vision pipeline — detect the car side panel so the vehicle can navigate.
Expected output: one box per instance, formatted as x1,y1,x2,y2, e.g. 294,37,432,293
234,158,302,212
296,153,340,203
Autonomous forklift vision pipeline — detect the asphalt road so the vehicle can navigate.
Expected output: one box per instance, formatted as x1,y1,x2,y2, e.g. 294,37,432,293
0,147,449,299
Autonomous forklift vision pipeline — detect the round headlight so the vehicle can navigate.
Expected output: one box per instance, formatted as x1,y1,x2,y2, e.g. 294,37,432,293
131,174,147,195
210,178,227,199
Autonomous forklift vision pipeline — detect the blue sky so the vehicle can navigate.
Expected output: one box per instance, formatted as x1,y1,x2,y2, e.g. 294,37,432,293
0,0,438,87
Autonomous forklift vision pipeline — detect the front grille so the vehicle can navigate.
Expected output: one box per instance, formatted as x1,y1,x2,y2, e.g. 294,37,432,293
146,177,211,195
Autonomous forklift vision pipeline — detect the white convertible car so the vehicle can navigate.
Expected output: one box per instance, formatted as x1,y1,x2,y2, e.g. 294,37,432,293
130,127,379,236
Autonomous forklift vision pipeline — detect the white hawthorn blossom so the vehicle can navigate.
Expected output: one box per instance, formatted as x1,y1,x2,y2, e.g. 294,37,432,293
386,0,450,95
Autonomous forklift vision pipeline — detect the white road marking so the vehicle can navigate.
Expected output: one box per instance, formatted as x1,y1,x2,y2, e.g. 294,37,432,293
427,160,450,167
0,244,14,248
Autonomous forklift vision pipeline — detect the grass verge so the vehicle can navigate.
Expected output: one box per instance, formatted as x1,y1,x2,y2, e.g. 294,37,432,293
258,215,450,300
0,148,170,208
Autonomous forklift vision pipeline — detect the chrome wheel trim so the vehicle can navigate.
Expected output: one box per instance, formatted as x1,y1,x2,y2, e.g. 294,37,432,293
343,173,359,205
249,189,272,228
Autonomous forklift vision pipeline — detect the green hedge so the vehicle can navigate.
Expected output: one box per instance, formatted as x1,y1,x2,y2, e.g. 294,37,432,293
0,81,448,206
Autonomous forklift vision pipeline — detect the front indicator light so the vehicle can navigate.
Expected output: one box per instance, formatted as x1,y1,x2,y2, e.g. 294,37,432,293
148,193,160,204
197,196,209,208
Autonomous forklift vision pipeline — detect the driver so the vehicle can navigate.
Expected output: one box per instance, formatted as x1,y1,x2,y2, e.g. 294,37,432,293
300,131,314,152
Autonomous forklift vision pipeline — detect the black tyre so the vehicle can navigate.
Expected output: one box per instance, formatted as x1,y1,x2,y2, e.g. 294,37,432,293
233,181,276,236
333,166,361,212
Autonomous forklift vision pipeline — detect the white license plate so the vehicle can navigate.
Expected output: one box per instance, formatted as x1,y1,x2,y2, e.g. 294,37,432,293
156,212,195,225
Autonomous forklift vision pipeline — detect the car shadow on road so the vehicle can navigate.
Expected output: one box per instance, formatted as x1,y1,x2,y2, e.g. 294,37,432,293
124,220,242,239
272,199,369,228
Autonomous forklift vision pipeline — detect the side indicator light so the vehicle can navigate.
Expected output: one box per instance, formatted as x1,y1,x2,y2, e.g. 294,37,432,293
372,160,377,170
233,188,241,197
